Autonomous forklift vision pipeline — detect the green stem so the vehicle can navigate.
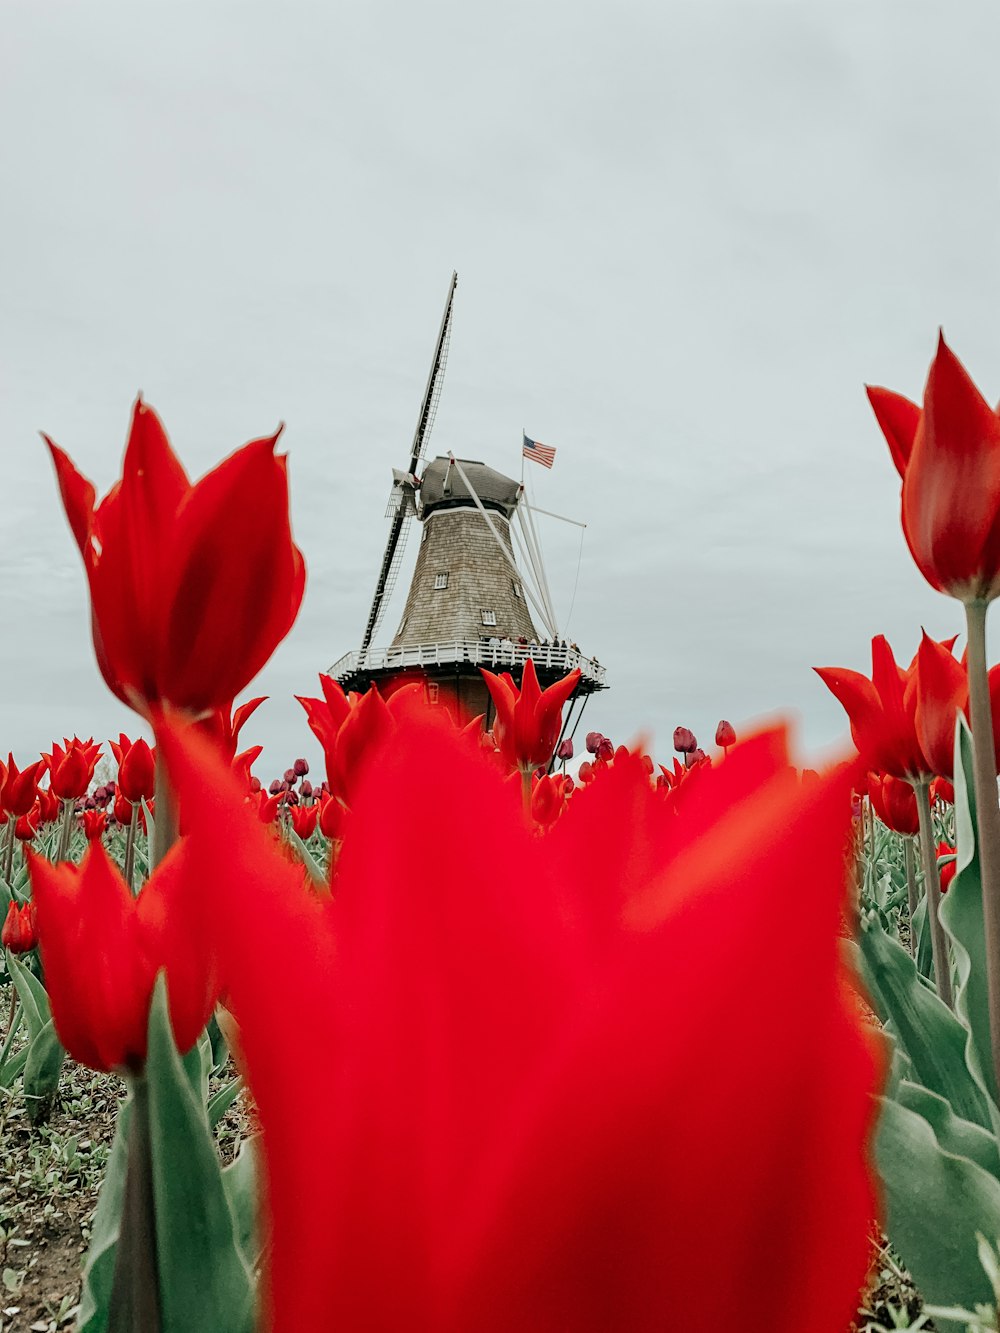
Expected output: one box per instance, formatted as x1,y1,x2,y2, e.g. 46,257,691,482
123,803,140,893
108,1075,161,1333
914,779,953,1007
520,768,533,818
2,818,15,887
56,797,75,862
150,761,178,870
964,598,1000,1089
904,836,918,960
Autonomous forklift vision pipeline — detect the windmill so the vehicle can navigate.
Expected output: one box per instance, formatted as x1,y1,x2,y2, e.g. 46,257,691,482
359,271,458,655
329,273,607,739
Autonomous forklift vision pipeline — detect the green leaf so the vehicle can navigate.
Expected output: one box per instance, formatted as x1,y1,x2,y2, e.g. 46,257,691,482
222,1139,260,1269
912,895,935,984
284,825,327,889
78,1098,132,1333
941,716,1000,1110
22,1018,65,1125
6,951,51,1040
0,1045,28,1090
875,1095,1000,1331
858,915,993,1129
893,1080,1000,1180
208,1076,244,1130
145,976,256,1333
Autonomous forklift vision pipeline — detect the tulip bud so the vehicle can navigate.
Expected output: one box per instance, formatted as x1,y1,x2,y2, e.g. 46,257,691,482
556,738,574,761
300,779,313,799
269,779,282,795
293,758,309,777
715,720,736,749
596,738,615,762
250,776,262,793
585,731,603,754
2,900,38,954
673,727,697,754
283,768,296,784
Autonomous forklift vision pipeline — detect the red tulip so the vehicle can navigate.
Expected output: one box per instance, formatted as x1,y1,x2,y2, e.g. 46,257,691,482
290,804,318,841
673,726,697,754
938,842,958,893
815,634,961,780
867,772,919,836
318,793,347,842
157,710,880,1333
110,734,156,804
715,719,737,749
35,787,61,825
44,737,101,801
14,807,40,842
45,399,305,716
27,841,219,1073
530,772,572,828
1,756,45,819
2,900,38,954
481,660,580,774
931,776,955,805
298,678,423,806
868,335,1000,603
80,809,107,842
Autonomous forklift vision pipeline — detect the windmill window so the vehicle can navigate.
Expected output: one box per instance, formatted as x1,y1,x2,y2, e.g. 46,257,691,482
511,580,522,599
481,609,497,627
427,682,440,704
434,572,449,590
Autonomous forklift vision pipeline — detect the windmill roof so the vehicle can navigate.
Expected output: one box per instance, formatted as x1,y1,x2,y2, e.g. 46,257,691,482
420,456,521,517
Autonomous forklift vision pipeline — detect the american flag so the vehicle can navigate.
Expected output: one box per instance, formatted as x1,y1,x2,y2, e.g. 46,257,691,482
522,433,557,469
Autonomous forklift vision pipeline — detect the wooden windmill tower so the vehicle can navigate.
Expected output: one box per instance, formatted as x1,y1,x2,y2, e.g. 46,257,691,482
329,273,606,733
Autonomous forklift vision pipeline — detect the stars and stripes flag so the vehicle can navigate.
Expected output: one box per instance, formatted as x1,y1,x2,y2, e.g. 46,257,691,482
522,433,557,469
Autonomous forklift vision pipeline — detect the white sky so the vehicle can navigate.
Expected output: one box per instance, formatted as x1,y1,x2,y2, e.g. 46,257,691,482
3,0,999,777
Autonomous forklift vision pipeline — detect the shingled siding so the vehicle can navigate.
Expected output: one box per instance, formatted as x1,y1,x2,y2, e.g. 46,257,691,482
391,508,540,647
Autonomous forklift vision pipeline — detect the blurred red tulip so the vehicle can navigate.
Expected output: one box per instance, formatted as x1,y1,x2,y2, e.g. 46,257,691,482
931,776,955,805
530,772,572,828
318,793,347,842
158,711,880,1333
36,788,61,824
868,335,1000,603
298,678,423,806
2,900,37,954
44,737,101,801
585,731,603,755
197,696,268,762
14,807,40,842
28,841,219,1072
481,660,580,773
45,399,304,716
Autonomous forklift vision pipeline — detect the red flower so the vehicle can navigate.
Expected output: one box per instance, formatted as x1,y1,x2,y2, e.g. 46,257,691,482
14,807,40,842
298,677,422,806
867,772,919,836
318,793,347,841
530,772,572,828
868,335,1000,603
481,660,580,773
938,842,958,893
109,734,156,805
815,633,961,780
290,804,318,841
673,726,697,754
197,696,268,761
715,719,737,749
2,900,38,954
45,400,305,716
931,776,955,805
27,841,219,1072
44,737,102,801
158,710,880,1333
1,755,45,819
80,809,107,842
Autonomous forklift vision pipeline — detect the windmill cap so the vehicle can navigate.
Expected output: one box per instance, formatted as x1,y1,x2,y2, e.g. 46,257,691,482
421,456,521,518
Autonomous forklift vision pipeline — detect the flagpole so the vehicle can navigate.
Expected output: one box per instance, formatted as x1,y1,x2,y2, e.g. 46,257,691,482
520,426,525,485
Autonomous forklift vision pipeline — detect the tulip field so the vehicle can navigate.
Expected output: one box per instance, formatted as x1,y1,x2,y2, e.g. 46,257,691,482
5,336,1000,1332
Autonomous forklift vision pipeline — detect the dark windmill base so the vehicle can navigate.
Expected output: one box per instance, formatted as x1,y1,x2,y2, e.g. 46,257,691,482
330,641,606,739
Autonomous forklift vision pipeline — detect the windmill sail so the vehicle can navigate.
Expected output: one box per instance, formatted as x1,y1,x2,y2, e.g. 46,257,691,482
360,271,458,654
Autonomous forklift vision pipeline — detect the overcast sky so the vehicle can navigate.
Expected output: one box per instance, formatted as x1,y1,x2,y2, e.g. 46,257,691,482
3,0,999,778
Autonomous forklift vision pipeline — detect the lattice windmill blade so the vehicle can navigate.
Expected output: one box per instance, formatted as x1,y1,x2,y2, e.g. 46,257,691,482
360,272,458,654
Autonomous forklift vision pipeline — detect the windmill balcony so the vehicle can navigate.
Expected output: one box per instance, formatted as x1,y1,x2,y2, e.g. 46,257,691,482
328,639,607,692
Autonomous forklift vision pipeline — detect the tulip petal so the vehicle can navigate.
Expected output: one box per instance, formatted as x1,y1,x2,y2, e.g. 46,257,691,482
866,385,920,480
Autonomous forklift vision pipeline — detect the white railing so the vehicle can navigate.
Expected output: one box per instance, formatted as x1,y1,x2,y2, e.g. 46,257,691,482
328,640,607,687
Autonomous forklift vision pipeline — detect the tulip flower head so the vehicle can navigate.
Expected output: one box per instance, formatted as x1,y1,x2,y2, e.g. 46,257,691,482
44,737,101,802
868,772,920,836
481,659,581,774
715,719,737,749
938,841,958,893
673,725,697,754
157,707,880,1333
868,334,1000,604
2,900,38,954
28,841,219,1072
110,734,156,805
1,755,45,819
45,400,304,717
